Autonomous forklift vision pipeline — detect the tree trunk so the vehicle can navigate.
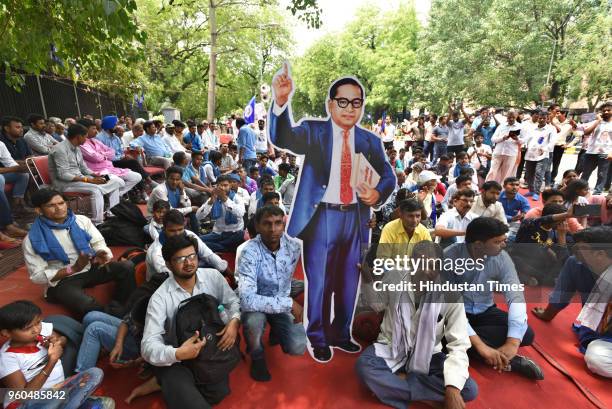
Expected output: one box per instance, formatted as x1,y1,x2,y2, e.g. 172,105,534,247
206,0,218,122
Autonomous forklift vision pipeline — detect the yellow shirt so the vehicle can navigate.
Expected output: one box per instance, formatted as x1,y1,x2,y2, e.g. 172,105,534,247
378,219,432,260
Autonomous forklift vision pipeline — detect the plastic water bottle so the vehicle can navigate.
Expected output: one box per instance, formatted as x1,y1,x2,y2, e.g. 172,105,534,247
218,304,229,324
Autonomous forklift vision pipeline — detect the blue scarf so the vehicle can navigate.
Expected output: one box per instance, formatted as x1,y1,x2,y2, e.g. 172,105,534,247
29,210,93,264
167,184,180,208
211,190,238,225
256,190,265,209
453,162,471,178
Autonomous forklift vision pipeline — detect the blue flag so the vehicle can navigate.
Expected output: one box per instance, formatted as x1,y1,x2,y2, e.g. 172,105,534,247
244,96,256,124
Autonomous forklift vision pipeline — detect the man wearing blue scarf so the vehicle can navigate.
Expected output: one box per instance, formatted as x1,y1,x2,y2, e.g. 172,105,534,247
196,175,246,252
22,189,136,317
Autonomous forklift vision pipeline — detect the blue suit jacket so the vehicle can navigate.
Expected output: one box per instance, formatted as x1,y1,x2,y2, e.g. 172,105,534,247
269,107,396,240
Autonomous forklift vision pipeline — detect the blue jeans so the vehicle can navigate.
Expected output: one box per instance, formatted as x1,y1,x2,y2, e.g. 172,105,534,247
0,172,29,227
75,311,139,372
432,142,447,162
525,159,548,193
200,230,244,252
423,141,434,161
356,346,478,409
242,311,306,360
242,158,257,172
21,367,104,409
0,171,29,198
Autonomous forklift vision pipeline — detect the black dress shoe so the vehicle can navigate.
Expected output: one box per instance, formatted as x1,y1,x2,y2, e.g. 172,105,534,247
332,341,361,353
313,346,332,362
510,355,544,380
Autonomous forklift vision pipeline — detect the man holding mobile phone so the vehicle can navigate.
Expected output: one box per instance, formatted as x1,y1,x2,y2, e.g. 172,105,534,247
486,109,523,184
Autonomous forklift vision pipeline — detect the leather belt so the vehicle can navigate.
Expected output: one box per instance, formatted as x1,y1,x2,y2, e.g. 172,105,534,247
320,202,358,211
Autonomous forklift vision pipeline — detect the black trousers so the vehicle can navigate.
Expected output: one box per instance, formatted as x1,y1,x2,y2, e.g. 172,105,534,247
550,145,565,183
447,144,466,156
154,363,230,409
46,261,136,318
515,147,527,179
112,157,150,180
466,305,534,350
575,149,586,175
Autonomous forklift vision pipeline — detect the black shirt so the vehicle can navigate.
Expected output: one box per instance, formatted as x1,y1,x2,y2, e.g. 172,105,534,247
0,132,32,162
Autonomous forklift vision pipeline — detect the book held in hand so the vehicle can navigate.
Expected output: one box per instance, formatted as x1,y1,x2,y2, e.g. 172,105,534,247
350,153,380,189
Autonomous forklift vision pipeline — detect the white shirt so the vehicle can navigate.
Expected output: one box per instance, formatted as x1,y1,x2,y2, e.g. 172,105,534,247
147,183,192,216
255,128,268,152
554,120,573,146
141,268,240,367
470,195,508,224
0,322,65,407
382,124,396,143
162,134,186,153
23,215,113,291
491,122,522,156
122,130,135,148
145,230,228,280
235,186,250,206
585,121,612,155
202,130,219,150
425,122,436,142
436,208,478,243
321,121,357,204
196,194,245,233
202,163,217,184
467,144,492,169
523,125,556,162
447,119,465,146
0,140,18,167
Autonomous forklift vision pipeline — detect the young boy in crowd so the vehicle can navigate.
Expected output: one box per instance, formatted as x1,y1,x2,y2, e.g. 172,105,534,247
431,154,452,185
196,174,246,253
0,301,112,409
144,200,171,241
274,163,296,211
249,166,260,185
257,153,277,177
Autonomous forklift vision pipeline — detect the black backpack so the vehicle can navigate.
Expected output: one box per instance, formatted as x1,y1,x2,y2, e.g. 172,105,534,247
98,202,151,248
175,293,241,385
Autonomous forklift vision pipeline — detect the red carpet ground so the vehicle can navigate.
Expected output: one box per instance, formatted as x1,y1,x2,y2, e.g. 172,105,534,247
1,261,610,408
0,192,610,408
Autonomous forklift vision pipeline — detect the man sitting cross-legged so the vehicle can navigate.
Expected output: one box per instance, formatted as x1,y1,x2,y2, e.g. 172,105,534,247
238,205,307,382
145,209,228,281
23,189,136,317
196,174,246,253
532,226,612,378
141,234,241,409
356,240,478,409
445,217,543,380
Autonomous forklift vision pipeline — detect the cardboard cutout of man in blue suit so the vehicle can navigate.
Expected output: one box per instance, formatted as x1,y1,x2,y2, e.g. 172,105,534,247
268,62,396,362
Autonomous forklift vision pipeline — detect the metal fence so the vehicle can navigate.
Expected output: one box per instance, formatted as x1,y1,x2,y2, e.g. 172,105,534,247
0,73,147,121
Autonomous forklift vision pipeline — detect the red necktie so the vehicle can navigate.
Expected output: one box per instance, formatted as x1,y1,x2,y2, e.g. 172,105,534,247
340,130,352,204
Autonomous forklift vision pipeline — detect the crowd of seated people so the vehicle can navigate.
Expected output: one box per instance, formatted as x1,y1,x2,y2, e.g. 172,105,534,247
0,103,609,409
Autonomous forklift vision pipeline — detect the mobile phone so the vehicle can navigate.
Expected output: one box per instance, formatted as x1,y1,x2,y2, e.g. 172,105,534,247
103,174,110,181
573,204,601,217
114,358,129,365
508,130,520,138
